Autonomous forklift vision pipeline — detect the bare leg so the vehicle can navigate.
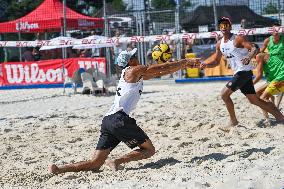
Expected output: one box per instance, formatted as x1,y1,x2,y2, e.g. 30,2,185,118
276,92,283,109
246,93,284,121
255,84,270,120
49,149,111,174
106,139,155,171
256,84,271,119
221,87,238,126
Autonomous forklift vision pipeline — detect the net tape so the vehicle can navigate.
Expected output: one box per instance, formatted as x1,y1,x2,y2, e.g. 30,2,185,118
0,26,283,48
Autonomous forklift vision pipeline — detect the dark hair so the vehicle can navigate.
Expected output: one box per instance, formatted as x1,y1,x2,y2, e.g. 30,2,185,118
218,17,232,26
272,21,281,27
130,53,137,59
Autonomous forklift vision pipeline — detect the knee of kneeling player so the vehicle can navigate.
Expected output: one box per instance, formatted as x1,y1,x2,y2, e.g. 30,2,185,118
146,147,156,157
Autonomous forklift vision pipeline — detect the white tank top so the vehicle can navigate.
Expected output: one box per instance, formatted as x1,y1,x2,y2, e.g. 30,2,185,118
220,34,254,74
106,67,143,116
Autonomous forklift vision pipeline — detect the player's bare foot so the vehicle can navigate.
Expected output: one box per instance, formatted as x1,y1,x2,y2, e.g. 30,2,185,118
219,125,233,132
105,159,121,171
49,164,60,174
219,121,238,132
231,120,239,126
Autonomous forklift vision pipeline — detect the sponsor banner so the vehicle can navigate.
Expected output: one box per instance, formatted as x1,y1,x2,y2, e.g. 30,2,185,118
0,26,284,47
0,58,106,86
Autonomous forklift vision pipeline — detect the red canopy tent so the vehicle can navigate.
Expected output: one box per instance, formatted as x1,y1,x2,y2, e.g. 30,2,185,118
0,0,104,33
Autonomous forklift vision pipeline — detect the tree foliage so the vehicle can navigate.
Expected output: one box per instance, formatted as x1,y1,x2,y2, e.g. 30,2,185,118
151,0,191,10
263,2,278,14
181,0,191,9
0,0,125,22
111,0,126,11
0,0,43,22
151,0,176,10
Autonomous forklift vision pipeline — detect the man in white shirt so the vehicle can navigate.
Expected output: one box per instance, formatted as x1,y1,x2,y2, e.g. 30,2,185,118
200,17,284,131
49,48,200,174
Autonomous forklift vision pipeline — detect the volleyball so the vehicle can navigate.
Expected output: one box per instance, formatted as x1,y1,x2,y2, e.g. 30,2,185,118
152,43,172,63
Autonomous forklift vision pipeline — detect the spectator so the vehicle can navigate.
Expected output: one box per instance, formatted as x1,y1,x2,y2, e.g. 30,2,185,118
184,39,194,56
79,50,86,58
79,49,91,58
69,49,78,58
91,48,101,58
85,49,92,57
22,48,34,62
126,42,135,51
112,30,124,79
32,48,41,61
241,19,247,29
112,30,124,59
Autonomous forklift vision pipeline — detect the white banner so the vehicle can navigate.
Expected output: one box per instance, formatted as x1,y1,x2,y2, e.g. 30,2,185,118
0,26,283,48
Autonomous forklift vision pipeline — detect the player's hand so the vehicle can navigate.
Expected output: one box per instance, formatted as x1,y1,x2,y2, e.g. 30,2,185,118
179,59,188,64
185,58,201,68
200,62,207,69
241,57,250,65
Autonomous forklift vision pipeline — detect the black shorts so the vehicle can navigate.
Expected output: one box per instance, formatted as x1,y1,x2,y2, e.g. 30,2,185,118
226,71,256,95
96,111,149,151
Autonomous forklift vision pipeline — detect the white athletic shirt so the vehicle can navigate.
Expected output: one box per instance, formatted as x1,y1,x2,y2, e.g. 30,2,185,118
105,67,143,116
220,34,254,74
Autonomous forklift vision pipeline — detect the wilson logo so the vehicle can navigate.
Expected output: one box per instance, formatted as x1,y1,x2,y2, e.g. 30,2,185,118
16,22,39,31
4,64,64,84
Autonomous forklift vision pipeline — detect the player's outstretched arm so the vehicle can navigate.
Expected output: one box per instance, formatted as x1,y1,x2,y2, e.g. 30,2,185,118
200,41,222,69
142,58,200,80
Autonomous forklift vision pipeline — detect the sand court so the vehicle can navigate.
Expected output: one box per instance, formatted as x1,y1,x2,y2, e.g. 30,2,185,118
0,80,283,189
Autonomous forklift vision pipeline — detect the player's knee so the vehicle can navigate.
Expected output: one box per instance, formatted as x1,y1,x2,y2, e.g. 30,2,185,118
221,92,229,101
90,158,105,169
140,139,156,158
145,146,155,158
149,146,156,157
